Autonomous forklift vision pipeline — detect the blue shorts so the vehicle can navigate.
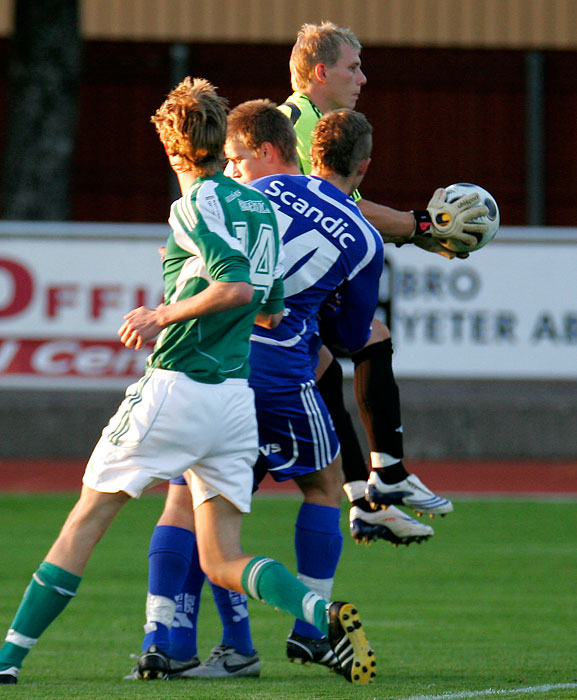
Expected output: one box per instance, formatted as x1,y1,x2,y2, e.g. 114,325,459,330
253,379,340,484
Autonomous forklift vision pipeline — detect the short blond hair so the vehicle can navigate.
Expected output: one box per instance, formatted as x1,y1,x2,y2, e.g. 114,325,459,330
151,77,228,174
289,22,362,91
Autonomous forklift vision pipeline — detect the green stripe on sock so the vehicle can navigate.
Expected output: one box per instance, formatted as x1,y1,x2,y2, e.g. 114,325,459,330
0,561,82,670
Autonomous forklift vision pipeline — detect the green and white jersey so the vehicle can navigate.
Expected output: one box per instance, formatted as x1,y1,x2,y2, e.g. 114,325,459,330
278,91,362,202
149,171,284,384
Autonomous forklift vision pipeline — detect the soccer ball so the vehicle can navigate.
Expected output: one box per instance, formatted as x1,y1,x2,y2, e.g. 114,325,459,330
444,182,500,252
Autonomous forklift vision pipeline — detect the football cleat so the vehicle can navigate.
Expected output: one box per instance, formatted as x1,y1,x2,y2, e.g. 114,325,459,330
350,504,434,546
0,667,19,684
178,644,260,678
136,645,200,680
326,602,376,684
286,630,340,670
366,471,454,516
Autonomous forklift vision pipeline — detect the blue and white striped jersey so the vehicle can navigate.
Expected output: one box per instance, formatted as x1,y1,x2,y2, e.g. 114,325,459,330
249,173,384,387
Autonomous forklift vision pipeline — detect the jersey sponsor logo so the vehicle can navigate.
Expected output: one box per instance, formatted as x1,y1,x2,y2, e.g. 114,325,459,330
238,199,272,214
225,189,241,203
259,442,282,456
203,190,225,220
263,179,356,248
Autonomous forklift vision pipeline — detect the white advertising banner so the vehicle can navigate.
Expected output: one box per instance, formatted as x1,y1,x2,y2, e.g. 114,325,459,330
377,228,577,379
0,223,166,388
0,223,575,388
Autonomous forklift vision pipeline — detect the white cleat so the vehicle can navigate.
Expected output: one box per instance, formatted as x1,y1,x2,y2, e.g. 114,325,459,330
366,471,453,516
349,504,434,546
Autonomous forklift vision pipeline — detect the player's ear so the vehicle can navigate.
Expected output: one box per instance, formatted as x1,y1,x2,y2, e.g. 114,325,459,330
313,63,328,83
260,142,274,161
357,157,371,179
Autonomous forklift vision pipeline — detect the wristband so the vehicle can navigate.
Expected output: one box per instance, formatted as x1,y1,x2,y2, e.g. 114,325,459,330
411,209,432,236
397,210,432,248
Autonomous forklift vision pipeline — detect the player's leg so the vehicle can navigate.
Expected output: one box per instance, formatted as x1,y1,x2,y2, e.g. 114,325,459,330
316,345,435,544
353,320,453,516
162,485,206,663
178,496,259,679
136,479,258,680
252,376,345,669
0,486,129,683
187,381,374,685
194,495,375,685
133,480,202,680
131,475,257,679
287,456,343,670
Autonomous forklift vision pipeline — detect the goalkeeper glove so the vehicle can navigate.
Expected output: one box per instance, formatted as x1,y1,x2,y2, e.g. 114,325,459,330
412,187,489,248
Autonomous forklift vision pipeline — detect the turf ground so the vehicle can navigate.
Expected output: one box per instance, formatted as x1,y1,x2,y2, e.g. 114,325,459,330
0,492,575,700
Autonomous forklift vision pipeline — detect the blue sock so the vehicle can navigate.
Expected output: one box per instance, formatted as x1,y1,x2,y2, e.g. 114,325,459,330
209,581,254,656
142,525,194,654
169,534,206,660
292,503,343,639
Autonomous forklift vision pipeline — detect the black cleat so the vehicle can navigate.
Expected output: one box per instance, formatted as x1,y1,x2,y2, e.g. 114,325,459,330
326,602,376,684
0,667,18,684
286,630,340,671
137,645,200,680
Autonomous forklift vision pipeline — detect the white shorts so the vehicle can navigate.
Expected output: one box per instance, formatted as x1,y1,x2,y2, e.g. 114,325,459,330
83,368,258,512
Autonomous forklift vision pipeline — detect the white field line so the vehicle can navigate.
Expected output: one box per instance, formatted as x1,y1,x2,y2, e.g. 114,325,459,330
395,681,577,700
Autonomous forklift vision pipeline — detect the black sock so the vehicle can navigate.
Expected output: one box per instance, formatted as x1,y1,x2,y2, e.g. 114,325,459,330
351,496,373,513
374,463,409,485
317,357,368,483
352,338,404,460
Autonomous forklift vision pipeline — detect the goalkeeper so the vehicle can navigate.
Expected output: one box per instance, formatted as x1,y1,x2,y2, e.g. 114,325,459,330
278,22,488,532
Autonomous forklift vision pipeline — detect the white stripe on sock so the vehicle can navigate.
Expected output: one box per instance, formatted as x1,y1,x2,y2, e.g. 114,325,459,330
297,573,333,601
6,628,37,649
146,593,177,628
32,572,76,598
301,590,323,626
245,557,274,600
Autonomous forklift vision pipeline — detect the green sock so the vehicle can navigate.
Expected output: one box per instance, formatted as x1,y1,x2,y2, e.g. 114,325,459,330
0,561,81,671
241,556,329,637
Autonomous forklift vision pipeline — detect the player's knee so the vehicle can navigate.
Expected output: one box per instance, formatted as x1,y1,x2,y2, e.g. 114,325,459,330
297,458,343,507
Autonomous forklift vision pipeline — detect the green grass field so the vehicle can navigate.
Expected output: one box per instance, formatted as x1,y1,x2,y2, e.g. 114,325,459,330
0,492,575,700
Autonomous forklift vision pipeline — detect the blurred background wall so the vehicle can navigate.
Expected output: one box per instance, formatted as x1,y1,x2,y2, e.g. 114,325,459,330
0,0,576,461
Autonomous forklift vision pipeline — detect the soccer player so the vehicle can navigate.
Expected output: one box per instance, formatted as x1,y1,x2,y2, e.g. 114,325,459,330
277,22,487,536
125,100,431,682
0,78,375,686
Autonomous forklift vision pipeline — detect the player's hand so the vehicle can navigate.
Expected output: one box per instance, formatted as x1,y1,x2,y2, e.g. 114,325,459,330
423,187,489,247
411,233,470,260
118,306,162,349
324,290,342,311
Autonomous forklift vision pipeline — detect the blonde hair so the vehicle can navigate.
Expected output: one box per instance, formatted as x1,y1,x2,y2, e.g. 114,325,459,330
289,21,362,91
151,77,228,174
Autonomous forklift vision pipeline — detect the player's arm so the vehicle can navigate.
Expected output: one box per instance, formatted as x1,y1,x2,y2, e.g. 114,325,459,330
319,255,382,354
254,309,284,329
358,198,461,258
358,189,489,259
254,275,285,329
357,199,415,240
119,281,254,350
